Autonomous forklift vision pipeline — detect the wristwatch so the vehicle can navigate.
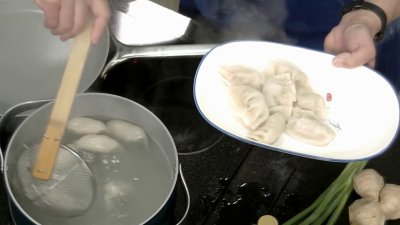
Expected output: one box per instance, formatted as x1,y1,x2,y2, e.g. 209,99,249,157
341,0,387,42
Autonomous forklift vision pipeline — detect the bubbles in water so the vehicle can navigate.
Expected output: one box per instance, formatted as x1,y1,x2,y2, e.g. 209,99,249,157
103,180,136,214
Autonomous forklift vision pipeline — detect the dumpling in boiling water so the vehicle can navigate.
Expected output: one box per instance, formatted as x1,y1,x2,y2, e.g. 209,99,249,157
107,120,148,146
286,116,335,146
219,65,265,90
103,180,136,213
228,85,269,130
67,117,106,135
295,92,328,120
75,134,121,153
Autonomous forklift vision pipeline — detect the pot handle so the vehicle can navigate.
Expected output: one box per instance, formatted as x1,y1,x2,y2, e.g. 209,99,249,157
0,99,50,133
101,43,216,79
176,164,191,225
0,100,50,172
0,100,50,121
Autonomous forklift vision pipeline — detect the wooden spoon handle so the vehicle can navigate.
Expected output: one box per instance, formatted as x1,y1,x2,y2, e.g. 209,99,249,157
32,22,92,180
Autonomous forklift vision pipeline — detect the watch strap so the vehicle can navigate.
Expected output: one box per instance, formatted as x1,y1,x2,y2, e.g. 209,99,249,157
341,0,387,42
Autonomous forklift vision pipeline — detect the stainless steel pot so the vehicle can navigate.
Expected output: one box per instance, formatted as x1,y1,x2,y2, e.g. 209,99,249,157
2,93,189,225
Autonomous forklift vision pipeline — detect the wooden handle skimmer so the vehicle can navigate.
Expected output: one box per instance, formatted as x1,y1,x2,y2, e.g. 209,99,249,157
32,22,92,180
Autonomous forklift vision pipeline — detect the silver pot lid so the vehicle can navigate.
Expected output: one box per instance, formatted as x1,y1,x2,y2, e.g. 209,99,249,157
0,0,110,116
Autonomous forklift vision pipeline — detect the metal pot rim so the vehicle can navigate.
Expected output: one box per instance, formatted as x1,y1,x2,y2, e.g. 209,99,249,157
3,93,179,225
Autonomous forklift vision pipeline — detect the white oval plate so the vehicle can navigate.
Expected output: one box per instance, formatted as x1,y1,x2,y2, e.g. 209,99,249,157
194,41,400,162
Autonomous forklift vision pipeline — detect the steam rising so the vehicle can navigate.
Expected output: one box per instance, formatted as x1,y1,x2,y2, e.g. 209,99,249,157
189,0,293,44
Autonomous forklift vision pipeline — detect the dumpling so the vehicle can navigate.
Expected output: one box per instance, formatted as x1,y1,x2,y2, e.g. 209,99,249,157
262,61,298,76
107,120,148,146
291,106,319,120
263,61,313,92
295,92,327,120
228,85,269,130
75,134,121,153
103,180,135,213
262,73,296,107
286,116,335,146
275,61,301,75
248,113,286,144
275,88,296,106
293,71,313,93
219,65,265,90
269,105,293,120
67,117,106,135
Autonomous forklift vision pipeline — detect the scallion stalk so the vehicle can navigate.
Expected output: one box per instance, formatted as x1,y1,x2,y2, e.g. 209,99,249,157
282,161,367,225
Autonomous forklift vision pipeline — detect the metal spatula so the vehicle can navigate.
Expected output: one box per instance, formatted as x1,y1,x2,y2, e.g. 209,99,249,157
32,20,92,180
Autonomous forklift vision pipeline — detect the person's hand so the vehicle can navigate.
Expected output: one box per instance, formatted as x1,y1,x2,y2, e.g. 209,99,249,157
34,0,111,44
324,11,379,68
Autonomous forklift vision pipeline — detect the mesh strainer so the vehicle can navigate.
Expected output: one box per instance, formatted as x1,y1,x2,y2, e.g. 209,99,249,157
10,17,95,218
16,144,95,217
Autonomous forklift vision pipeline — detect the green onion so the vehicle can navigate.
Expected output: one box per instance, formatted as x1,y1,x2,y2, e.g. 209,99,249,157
282,161,368,225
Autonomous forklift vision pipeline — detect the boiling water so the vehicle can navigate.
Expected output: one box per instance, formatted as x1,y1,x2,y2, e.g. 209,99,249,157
11,117,175,225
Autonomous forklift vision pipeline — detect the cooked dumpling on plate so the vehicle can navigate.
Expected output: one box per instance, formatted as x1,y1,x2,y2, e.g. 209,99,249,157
263,61,313,93
292,71,313,93
228,85,270,130
262,73,296,107
291,106,319,120
269,105,293,120
219,65,265,90
295,92,328,120
248,113,286,144
286,116,335,146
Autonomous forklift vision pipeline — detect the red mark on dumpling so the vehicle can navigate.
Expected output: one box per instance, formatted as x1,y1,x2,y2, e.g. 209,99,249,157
326,93,332,102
